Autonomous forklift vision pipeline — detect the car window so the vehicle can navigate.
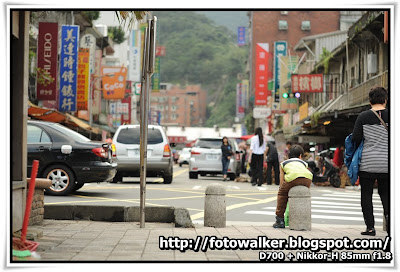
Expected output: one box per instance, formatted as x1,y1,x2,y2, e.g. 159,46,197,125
195,139,221,149
27,125,52,144
52,123,91,142
116,127,164,145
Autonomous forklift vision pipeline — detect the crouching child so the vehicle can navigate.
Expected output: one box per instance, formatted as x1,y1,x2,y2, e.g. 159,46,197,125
273,145,313,228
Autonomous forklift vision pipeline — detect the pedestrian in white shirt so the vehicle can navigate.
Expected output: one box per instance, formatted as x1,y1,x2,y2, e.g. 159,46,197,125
248,127,267,186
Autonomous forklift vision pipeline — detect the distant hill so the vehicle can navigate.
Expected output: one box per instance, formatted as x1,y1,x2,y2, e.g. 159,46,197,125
152,11,248,127
195,11,249,35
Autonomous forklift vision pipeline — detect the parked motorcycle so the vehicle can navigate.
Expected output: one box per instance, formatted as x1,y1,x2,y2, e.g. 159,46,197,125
306,149,341,188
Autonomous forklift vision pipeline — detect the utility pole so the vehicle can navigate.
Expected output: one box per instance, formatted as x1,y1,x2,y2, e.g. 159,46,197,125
139,14,157,228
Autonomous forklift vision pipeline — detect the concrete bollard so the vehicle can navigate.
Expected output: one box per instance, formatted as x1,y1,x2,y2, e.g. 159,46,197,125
204,183,226,228
288,186,311,231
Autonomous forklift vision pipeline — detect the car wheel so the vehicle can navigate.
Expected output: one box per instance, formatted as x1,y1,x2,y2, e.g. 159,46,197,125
110,173,123,183
189,172,198,179
163,174,173,184
44,164,75,196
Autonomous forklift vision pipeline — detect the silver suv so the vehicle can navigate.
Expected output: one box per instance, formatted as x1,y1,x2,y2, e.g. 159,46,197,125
189,137,243,180
112,124,173,184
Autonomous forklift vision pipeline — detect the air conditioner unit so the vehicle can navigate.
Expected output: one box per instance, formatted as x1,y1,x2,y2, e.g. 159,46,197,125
278,20,288,30
281,11,288,15
301,21,311,31
95,24,108,37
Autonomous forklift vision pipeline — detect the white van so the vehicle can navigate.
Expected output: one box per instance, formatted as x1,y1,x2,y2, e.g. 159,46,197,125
112,124,173,184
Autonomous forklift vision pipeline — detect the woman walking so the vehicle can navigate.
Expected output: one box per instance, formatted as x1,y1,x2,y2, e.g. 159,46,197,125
352,86,389,236
248,127,267,186
221,136,233,181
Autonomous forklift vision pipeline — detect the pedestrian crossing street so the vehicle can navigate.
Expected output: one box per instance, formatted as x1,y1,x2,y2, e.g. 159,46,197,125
245,190,384,223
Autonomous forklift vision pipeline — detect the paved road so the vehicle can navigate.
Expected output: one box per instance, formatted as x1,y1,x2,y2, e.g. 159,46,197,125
45,165,384,227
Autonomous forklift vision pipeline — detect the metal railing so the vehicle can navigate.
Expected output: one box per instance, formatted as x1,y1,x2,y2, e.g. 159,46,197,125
348,70,388,107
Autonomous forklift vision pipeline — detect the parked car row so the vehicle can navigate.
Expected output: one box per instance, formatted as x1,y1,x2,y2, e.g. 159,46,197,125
27,120,245,196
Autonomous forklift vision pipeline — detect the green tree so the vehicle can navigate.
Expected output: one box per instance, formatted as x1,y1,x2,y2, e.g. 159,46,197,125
319,47,334,74
108,26,126,44
81,11,100,23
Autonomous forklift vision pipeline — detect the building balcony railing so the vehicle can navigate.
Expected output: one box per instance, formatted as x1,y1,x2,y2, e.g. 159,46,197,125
348,70,388,107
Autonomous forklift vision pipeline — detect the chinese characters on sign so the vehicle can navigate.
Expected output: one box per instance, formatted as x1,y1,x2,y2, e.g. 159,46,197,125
274,41,287,104
237,27,246,46
255,43,269,106
77,48,90,110
59,25,79,112
291,74,324,93
36,22,58,100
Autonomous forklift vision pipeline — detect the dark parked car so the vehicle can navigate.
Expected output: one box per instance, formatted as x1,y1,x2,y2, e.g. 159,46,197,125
27,120,117,196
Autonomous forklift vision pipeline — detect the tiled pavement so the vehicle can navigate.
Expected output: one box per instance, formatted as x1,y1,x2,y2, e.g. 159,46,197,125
14,219,392,264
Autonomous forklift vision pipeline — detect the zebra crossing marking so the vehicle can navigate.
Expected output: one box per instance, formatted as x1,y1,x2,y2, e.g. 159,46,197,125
244,190,384,223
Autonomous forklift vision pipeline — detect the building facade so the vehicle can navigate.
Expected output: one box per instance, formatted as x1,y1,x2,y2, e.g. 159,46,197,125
250,11,341,89
150,85,207,127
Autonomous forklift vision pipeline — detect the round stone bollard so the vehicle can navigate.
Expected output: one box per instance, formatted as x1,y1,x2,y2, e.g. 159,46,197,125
288,186,311,231
204,183,226,228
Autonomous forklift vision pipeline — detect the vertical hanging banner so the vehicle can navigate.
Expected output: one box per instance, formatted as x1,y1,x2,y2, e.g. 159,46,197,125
237,27,246,46
236,83,245,118
102,67,127,99
91,49,103,115
77,48,90,110
152,57,161,92
274,41,287,104
255,43,269,105
80,34,96,74
241,79,249,109
36,22,58,101
128,29,141,82
59,25,79,112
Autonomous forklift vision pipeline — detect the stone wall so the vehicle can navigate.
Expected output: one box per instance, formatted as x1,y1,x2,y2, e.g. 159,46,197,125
29,189,45,226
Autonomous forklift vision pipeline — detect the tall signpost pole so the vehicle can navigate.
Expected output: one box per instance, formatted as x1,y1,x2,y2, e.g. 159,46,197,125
139,15,157,228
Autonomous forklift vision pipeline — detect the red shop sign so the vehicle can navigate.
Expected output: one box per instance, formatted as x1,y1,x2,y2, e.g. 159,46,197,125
291,74,324,93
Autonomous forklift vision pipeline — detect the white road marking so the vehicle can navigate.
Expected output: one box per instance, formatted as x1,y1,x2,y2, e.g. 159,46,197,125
312,196,381,203
263,205,383,211
244,211,383,222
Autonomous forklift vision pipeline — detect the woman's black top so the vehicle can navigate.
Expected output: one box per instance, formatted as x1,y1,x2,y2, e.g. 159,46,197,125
221,144,233,160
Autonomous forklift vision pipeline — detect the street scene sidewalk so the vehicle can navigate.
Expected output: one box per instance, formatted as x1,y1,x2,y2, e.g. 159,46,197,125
17,219,391,263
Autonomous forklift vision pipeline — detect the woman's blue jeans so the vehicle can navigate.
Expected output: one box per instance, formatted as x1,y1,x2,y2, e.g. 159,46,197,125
222,157,230,175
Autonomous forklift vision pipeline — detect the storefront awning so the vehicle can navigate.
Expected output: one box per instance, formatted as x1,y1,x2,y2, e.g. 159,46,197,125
28,101,102,136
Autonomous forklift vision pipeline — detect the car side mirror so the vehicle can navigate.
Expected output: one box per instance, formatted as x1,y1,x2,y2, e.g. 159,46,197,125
61,145,72,154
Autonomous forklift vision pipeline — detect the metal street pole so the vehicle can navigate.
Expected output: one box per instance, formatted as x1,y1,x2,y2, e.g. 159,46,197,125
139,15,157,228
